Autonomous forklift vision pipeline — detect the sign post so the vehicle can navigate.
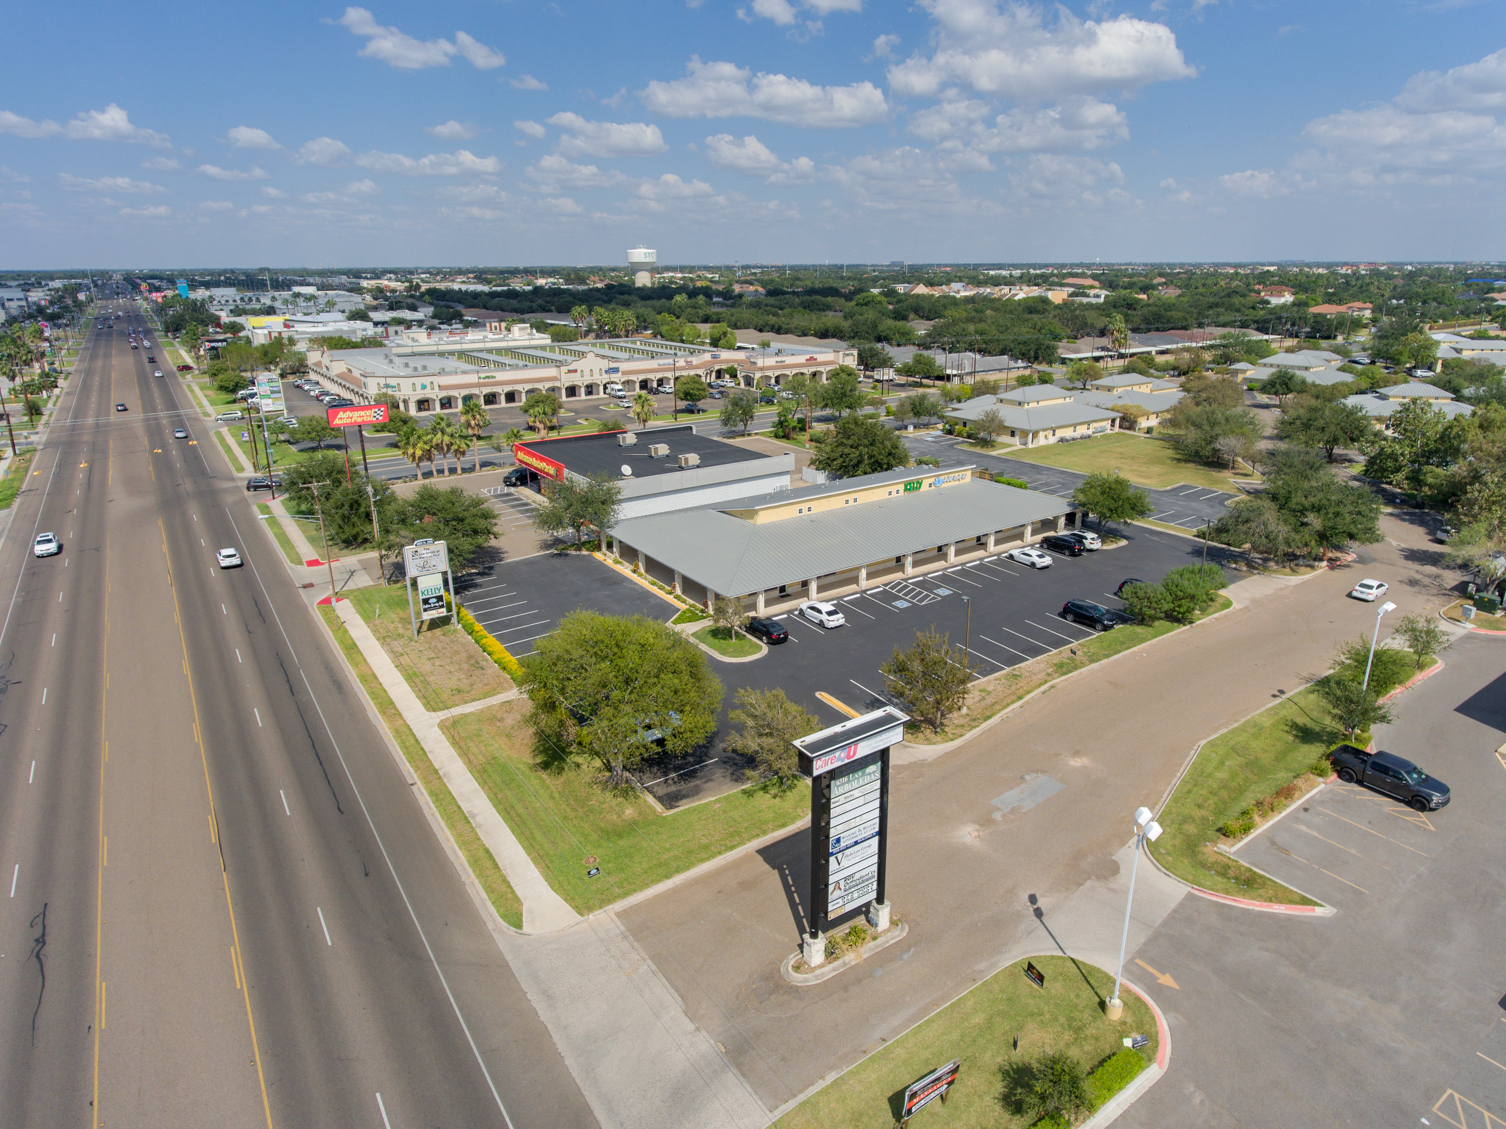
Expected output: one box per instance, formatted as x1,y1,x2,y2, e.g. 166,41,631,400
793,706,908,968
900,1060,961,1126
402,539,451,639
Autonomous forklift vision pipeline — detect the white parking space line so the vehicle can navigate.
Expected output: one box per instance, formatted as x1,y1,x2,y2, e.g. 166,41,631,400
463,594,526,612
1173,516,1204,527
973,560,1022,577
839,599,876,620
962,644,1005,673
978,634,1034,660
1150,511,1176,521
1178,485,1202,495
493,618,551,635
1025,617,1092,643
1196,490,1225,499
999,625,1055,650
849,678,893,704
856,591,901,613
941,569,983,587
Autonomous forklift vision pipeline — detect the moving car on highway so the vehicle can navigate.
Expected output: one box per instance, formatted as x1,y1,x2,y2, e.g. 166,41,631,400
33,532,60,557
216,547,243,569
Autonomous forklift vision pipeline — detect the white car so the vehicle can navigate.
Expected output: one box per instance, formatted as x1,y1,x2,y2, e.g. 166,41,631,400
1066,530,1102,550
216,547,243,569
1349,578,1388,602
799,600,846,629
1005,547,1053,570
33,532,60,557
216,410,244,422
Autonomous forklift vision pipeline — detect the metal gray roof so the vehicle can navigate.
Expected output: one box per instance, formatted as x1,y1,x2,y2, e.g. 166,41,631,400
947,395,1120,430
611,479,1071,597
1378,381,1453,400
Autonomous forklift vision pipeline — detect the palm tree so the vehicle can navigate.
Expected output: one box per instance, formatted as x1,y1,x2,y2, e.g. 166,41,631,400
460,400,489,473
1105,312,1129,358
397,427,431,479
630,391,655,429
524,395,557,437
570,304,591,336
428,414,464,475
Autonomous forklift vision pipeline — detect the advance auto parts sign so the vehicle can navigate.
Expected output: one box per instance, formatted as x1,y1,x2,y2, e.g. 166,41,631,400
513,443,565,481
827,760,881,916
417,573,446,620
327,403,389,428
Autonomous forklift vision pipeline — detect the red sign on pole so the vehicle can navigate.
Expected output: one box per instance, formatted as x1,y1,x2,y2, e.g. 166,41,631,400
326,404,389,428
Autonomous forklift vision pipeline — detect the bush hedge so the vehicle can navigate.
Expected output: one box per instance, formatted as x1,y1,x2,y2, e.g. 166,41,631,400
456,604,526,682
1087,1048,1148,1107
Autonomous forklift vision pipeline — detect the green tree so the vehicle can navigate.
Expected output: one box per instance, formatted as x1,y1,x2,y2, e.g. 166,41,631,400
292,414,339,450
384,483,499,568
1104,312,1129,355
1158,563,1228,622
709,593,747,638
630,390,656,429
904,391,942,425
719,389,757,435
897,353,943,383
808,414,909,478
460,400,490,472
1008,1051,1091,1125
1313,672,1394,739
1277,399,1372,462
1063,359,1103,389
521,611,723,787
677,375,709,409
1168,403,1263,465
427,413,465,476
857,343,893,372
879,628,972,732
1071,470,1153,531
725,687,821,789
524,390,561,437
532,472,623,546
1261,368,1308,405
1361,399,1455,505
971,406,1007,445
818,365,865,414
1392,612,1452,668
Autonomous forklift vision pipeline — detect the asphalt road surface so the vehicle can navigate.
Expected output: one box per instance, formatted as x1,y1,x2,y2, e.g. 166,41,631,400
0,302,596,1128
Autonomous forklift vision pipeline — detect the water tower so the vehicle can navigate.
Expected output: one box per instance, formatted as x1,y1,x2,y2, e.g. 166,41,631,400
627,246,657,288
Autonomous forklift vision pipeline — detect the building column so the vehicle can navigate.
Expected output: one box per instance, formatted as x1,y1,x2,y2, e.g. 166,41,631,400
1055,515,1065,533
673,570,683,595
946,542,956,563
903,553,913,577
858,564,867,590
808,577,818,600
637,548,645,571
987,530,997,552
755,590,766,615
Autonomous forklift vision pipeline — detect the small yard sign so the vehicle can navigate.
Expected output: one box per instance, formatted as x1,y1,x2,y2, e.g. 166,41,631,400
901,1059,961,1125
1024,961,1045,989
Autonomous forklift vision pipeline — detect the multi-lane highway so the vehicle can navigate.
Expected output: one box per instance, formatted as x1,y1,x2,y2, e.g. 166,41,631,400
0,300,596,1127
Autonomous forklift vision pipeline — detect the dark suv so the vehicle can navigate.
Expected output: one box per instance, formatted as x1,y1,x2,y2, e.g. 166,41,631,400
1061,599,1119,631
1329,745,1451,812
1040,534,1084,557
503,466,538,488
746,616,788,644
245,476,284,492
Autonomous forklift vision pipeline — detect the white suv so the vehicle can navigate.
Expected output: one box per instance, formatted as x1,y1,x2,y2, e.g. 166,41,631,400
799,600,846,629
33,532,60,557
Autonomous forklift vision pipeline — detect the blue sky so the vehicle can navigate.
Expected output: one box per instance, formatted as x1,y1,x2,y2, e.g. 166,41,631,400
2,1,1504,267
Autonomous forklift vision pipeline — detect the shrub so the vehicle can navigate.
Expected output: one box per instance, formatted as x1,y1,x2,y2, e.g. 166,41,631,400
995,476,1030,489
1219,814,1256,839
1006,1050,1091,1125
671,606,710,625
914,455,940,467
456,604,526,682
1087,1049,1148,1108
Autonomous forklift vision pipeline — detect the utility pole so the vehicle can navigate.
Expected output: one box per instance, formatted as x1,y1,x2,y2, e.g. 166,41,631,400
306,481,339,605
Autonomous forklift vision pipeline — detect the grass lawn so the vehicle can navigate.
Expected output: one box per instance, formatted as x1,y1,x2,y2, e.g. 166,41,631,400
345,583,512,711
1150,648,1424,904
757,429,808,448
253,502,304,568
215,431,248,473
1443,599,1506,631
440,700,810,914
777,956,1157,1129
1002,432,1252,492
318,606,523,929
693,625,761,657
0,450,37,510
909,594,1232,746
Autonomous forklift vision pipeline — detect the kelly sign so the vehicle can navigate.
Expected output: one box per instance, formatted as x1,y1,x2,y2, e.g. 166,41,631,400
327,403,390,428
417,573,446,620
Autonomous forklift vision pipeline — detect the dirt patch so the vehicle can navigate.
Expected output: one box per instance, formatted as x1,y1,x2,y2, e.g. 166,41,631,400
349,585,513,711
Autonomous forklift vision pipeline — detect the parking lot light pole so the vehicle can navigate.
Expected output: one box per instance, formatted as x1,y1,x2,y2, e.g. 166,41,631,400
1106,807,1162,1022
960,596,971,659
1361,600,1399,693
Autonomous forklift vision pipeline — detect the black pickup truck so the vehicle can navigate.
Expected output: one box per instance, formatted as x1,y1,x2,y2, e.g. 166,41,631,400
1329,745,1451,812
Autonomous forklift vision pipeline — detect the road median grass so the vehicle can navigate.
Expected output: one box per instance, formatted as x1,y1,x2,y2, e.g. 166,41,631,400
318,605,524,929
0,450,37,510
1000,431,1252,493
253,502,304,568
908,594,1232,746
344,583,513,712
215,430,247,473
439,699,809,915
776,956,1157,1129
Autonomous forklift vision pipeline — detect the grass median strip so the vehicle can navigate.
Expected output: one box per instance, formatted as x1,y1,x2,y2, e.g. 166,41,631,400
440,699,809,915
215,430,246,473
776,956,1157,1129
344,584,512,711
0,450,37,510
909,594,1232,746
253,502,304,568
319,605,524,929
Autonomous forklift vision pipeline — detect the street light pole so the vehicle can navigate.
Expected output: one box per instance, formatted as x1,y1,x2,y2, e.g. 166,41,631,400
961,595,971,659
1360,600,1399,694
1107,806,1162,1021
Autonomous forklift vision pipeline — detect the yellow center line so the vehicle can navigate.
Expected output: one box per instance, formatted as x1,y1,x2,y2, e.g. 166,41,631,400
92,514,110,1127
1312,806,1433,856
157,517,275,1129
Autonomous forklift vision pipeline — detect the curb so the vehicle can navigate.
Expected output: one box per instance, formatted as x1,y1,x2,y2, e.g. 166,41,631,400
1379,657,1444,702
1440,601,1506,635
779,921,909,985
1074,977,1171,1129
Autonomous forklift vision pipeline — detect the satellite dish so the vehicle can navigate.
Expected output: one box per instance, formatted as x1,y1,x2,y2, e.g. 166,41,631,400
621,464,633,476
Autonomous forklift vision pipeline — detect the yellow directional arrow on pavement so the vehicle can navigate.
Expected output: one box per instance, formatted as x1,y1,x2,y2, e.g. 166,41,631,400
1134,959,1179,989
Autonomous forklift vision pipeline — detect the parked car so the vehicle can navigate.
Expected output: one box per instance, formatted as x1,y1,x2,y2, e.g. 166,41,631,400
1349,578,1389,601
245,476,282,491
1328,745,1450,812
1114,578,1146,596
1004,546,1052,569
216,410,244,422
1040,534,1085,557
1435,524,1456,544
746,616,789,644
176,364,193,372
1061,598,1119,632
799,600,846,629
216,547,243,569
1064,530,1101,551
33,532,60,557
503,465,538,487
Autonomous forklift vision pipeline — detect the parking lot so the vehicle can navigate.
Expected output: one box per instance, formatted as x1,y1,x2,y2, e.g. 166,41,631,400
902,433,1244,530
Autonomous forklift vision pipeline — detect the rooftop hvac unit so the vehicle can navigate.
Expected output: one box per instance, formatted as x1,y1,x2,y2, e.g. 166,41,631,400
617,432,638,446
647,443,670,458
677,453,701,468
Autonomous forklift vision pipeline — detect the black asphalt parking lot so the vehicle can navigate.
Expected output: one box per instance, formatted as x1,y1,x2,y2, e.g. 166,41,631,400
902,433,1245,529
1119,633,1506,1129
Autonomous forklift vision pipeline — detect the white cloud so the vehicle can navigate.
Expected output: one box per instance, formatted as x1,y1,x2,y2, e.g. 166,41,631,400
549,112,668,157
335,7,505,70
703,133,816,183
197,163,270,181
910,94,1127,151
227,126,281,150
1216,169,1289,197
636,173,718,201
200,200,235,210
63,104,171,148
888,1,1195,100
354,149,502,176
301,178,380,203
822,145,979,213
261,186,287,198
524,153,626,190
426,120,478,140
541,197,582,214
119,204,171,217
510,74,548,91
295,137,353,166
59,174,167,194
0,110,61,139
141,157,181,171
1007,153,1132,208
0,166,31,182
871,33,900,59
436,182,513,204
1301,104,1506,177
739,0,862,26
514,120,547,139
640,58,888,127
1396,47,1506,113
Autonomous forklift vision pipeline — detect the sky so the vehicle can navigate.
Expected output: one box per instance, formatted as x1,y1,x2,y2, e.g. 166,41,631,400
2,0,1504,268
